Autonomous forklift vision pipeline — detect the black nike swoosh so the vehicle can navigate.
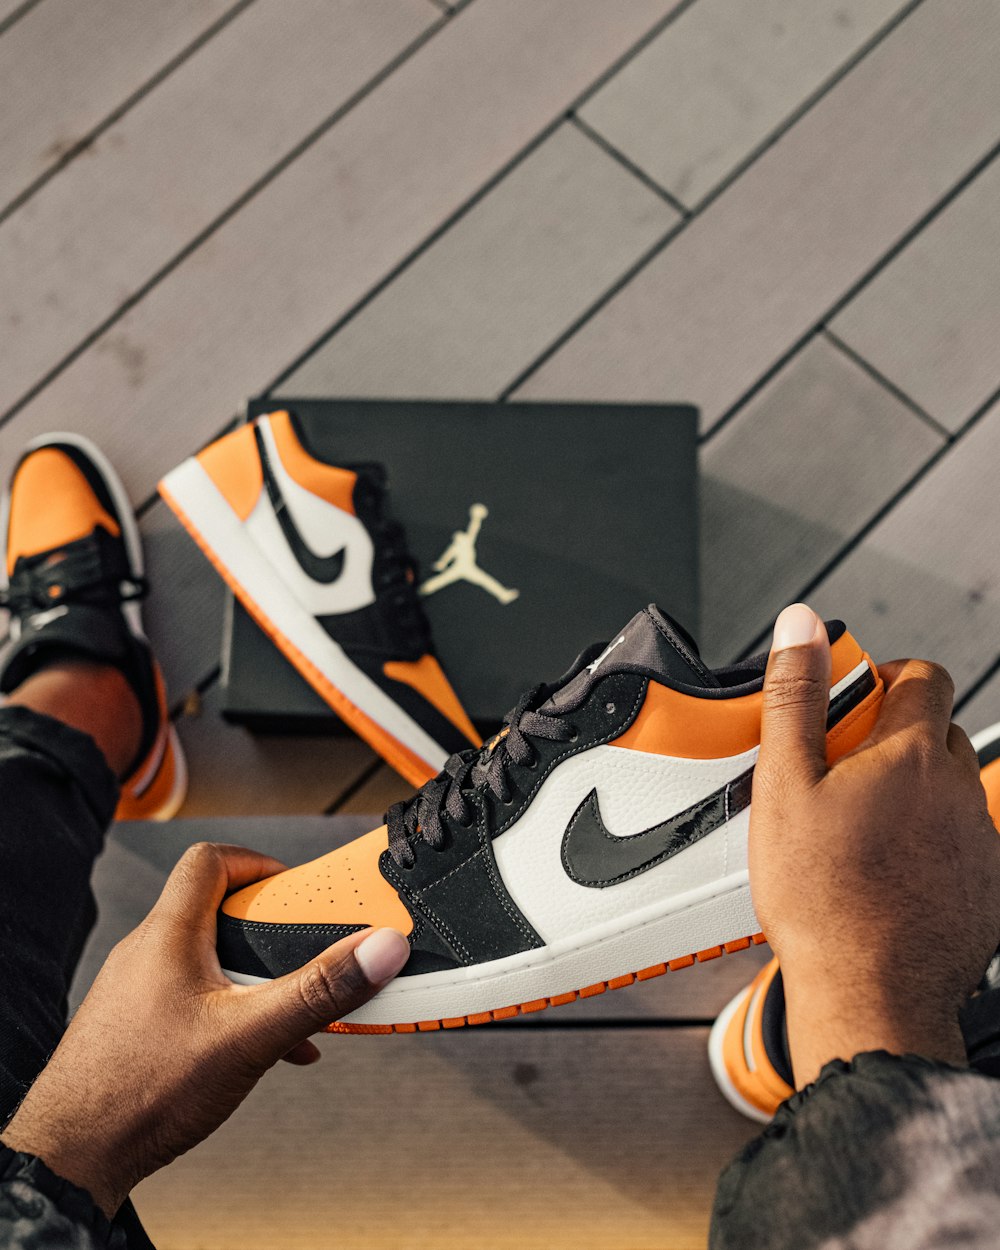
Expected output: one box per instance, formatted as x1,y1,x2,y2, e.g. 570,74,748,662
562,768,754,888
563,662,877,888
254,424,346,585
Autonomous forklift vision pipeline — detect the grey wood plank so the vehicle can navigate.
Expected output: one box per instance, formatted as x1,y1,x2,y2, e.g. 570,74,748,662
0,0,238,209
175,684,379,817
284,122,677,397
516,0,1000,430
131,1027,754,1250
139,497,227,702
0,0,437,437
811,399,1000,696
832,154,1000,432
334,761,415,816
0,0,678,504
958,672,1000,739
701,335,942,666
580,0,905,208
0,1,34,26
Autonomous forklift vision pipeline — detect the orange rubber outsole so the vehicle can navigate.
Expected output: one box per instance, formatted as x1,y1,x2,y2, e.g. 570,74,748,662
326,932,767,1034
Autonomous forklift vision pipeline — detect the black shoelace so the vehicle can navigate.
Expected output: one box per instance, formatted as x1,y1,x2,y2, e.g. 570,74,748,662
372,517,431,651
0,535,147,617
352,471,431,654
386,684,578,869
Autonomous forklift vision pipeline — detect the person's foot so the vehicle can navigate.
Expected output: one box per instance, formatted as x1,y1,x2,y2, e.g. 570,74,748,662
0,433,187,820
708,718,1000,1121
216,604,881,1033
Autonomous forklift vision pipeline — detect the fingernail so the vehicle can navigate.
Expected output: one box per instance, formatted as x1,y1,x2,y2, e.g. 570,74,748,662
772,603,820,652
355,928,410,984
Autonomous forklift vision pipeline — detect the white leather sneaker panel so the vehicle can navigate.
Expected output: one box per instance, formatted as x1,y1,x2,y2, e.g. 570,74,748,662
258,420,358,558
244,494,376,616
492,742,759,946
254,420,376,612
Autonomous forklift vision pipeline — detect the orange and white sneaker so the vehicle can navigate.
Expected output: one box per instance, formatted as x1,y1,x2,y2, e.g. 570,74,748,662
0,433,187,821
216,604,882,1034
709,720,1000,1121
159,411,479,786
708,956,792,1123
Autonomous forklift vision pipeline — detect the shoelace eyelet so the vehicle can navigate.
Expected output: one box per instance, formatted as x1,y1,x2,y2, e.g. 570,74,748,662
567,727,580,743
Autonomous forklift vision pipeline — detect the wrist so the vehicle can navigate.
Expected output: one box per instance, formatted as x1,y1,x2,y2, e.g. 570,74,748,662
782,974,966,1088
2,1098,135,1217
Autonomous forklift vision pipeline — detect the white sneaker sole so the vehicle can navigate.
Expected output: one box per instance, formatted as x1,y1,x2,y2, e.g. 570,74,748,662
225,870,763,1033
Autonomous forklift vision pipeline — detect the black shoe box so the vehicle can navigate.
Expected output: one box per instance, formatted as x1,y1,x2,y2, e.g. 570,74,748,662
222,398,698,735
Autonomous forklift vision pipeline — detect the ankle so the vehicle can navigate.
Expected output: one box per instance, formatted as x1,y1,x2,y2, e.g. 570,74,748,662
8,660,143,779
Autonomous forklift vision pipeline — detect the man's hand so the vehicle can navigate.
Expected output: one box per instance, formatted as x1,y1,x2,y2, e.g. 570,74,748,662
750,603,1000,1088
1,842,409,1217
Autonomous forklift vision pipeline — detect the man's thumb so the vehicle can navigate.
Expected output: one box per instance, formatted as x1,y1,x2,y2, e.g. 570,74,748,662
233,928,410,1064
758,603,831,789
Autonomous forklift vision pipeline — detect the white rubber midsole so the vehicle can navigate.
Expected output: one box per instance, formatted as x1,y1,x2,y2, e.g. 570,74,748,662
225,870,759,1026
159,457,449,776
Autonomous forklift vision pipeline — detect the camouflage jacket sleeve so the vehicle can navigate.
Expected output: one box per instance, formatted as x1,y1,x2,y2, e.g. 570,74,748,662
0,1147,126,1250
711,1051,1000,1250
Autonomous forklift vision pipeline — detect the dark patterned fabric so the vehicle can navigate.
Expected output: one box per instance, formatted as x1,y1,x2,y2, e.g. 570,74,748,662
711,1050,1000,1249
0,1149,124,1249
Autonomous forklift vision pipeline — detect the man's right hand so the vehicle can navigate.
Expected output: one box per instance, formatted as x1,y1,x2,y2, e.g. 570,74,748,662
749,603,1000,1087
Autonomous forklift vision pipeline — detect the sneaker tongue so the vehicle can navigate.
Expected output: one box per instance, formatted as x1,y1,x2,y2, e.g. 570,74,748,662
541,604,719,713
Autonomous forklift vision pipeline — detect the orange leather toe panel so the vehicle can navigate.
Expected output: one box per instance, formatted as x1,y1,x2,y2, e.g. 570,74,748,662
7,449,120,574
221,824,414,935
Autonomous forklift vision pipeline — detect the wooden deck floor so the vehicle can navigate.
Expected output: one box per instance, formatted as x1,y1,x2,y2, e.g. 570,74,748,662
4,0,1000,1245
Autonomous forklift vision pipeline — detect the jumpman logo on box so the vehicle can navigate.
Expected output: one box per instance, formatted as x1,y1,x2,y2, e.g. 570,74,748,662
420,504,519,606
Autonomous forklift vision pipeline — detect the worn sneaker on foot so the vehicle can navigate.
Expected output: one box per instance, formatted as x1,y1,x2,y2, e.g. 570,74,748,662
0,433,186,820
217,604,881,1033
158,411,479,787
709,719,1000,1121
